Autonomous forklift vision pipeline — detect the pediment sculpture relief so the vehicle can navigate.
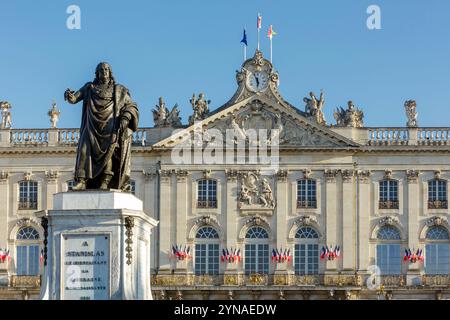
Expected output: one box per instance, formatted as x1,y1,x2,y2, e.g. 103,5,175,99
238,171,276,212
209,101,337,147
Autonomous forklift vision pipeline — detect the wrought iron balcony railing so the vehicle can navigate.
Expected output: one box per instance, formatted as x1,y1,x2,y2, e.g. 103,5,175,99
379,200,399,209
197,200,217,209
428,200,448,209
18,201,37,210
297,200,317,209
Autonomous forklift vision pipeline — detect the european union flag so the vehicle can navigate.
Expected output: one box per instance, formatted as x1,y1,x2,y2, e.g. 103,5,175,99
240,29,248,46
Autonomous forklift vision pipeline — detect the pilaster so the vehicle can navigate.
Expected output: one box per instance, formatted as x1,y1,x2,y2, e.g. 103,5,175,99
158,169,172,272
275,169,288,272
324,170,338,271
342,170,355,271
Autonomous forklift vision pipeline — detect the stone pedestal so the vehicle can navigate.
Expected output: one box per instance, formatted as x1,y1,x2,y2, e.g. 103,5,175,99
37,190,158,300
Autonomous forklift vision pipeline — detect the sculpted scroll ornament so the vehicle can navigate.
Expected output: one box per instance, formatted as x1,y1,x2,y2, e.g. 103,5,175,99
379,216,400,227
295,215,318,227
406,170,420,183
426,216,448,227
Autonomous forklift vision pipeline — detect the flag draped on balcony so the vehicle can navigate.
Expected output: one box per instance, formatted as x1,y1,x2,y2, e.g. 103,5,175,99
0,249,10,263
271,248,292,263
221,247,241,263
404,248,424,263
320,245,340,261
171,245,191,260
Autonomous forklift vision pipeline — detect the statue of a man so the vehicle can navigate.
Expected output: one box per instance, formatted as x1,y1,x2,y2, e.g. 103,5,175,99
64,62,139,191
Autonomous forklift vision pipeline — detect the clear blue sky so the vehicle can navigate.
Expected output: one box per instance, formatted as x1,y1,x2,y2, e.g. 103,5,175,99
1,0,450,129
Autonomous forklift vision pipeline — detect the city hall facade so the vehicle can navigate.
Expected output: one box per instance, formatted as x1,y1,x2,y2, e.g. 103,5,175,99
0,51,449,300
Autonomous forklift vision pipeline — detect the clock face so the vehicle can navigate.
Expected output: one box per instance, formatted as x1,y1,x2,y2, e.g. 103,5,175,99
247,71,269,92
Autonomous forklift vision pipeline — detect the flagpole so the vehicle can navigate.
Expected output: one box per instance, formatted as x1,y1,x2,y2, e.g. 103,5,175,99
270,37,272,63
257,28,260,51
244,45,247,61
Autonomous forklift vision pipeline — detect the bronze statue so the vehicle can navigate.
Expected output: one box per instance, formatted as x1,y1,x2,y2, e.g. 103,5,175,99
64,62,139,191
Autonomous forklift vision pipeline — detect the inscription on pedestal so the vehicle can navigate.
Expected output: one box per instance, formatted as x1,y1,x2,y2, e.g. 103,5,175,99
61,234,110,300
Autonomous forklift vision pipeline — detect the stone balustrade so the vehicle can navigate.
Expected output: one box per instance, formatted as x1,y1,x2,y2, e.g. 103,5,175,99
367,128,409,146
417,128,450,145
2,127,450,148
10,129,49,145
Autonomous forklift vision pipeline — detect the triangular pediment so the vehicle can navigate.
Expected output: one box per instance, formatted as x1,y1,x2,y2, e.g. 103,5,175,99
153,95,359,149
153,50,359,150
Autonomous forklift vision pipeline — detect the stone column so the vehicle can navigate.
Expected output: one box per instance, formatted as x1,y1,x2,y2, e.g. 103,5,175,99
324,170,339,271
341,170,355,271
406,170,421,285
225,170,238,273
45,171,59,210
357,171,371,272
158,170,172,272
175,170,188,272
275,170,288,273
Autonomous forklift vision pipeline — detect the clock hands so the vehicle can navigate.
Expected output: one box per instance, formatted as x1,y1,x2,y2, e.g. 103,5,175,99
255,74,260,88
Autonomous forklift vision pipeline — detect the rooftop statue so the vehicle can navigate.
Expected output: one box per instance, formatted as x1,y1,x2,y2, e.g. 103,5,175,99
0,101,12,129
189,93,210,125
333,100,364,128
64,62,139,191
303,90,326,125
152,97,182,128
404,100,418,128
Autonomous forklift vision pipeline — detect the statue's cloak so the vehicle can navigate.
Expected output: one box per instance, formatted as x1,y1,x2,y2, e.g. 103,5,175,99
74,82,138,189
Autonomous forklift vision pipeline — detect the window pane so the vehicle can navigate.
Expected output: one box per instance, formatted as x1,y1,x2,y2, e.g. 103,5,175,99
377,244,401,275
425,243,450,274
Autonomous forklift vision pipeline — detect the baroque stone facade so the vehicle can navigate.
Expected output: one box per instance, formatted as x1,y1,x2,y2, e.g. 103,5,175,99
0,51,449,300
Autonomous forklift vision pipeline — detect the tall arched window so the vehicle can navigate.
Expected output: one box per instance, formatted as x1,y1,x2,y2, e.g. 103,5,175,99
244,226,269,275
195,226,219,275
428,179,447,209
297,179,317,208
197,179,217,208
18,181,38,210
376,225,401,275
379,179,399,209
16,227,40,276
425,226,449,275
294,227,319,275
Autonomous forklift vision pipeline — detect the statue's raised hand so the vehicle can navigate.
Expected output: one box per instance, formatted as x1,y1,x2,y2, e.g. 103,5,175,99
64,88,76,104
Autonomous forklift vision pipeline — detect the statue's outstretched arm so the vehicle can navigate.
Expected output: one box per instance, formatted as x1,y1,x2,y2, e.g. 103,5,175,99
64,86,84,104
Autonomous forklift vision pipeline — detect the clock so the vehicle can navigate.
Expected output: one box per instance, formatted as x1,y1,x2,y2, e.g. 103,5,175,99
246,71,269,92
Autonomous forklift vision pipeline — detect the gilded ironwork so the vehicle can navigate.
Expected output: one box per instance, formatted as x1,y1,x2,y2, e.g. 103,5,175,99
223,274,243,286
41,216,48,266
295,275,320,286
124,216,134,265
246,273,268,285
10,275,41,288
380,275,405,287
324,274,361,287
422,275,449,287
